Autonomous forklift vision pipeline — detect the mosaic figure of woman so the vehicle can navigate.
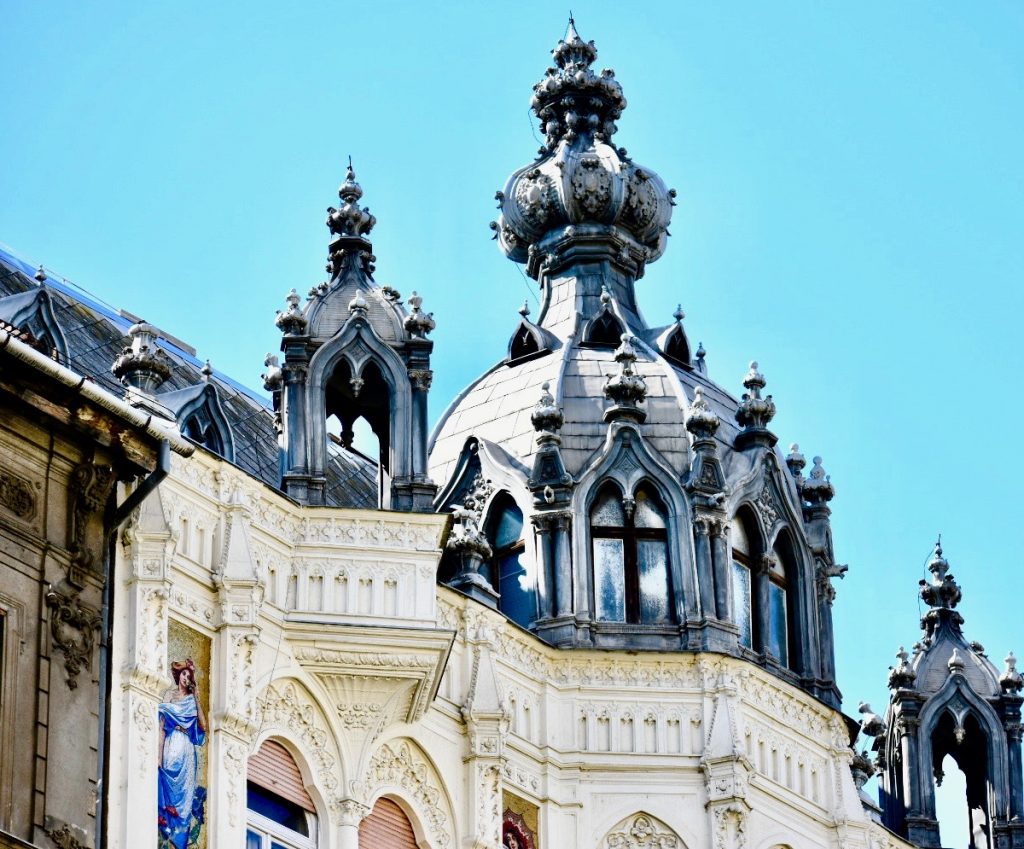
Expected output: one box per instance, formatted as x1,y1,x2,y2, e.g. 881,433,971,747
158,658,207,849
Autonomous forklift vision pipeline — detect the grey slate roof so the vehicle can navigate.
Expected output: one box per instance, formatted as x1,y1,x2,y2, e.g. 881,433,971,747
0,244,377,508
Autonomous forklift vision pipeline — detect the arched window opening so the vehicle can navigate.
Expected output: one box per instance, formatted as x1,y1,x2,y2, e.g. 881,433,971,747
509,323,540,361
359,797,418,849
770,531,800,669
487,495,535,629
325,359,391,508
246,740,317,849
584,311,625,347
931,712,992,849
182,411,225,456
327,413,388,508
663,326,691,368
591,483,672,624
730,513,756,649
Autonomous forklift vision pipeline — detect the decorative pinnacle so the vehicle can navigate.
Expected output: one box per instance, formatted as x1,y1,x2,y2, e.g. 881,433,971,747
1001,652,1023,693
696,342,706,361
275,288,308,335
673,303,685,323
603,333,647,422
888,645,917,690
802,456,835,505
201,360,213,382
326,161,376,239
262,353,283,392
685,385,720,440
403,291,436,338
948,648,966,675
599,284,612,306
34,265,47,283
786,443,807,481
519,300,531,318
348,289,368,314
735,361,777,443
919,538,962,610
531,380,564,434
111,320,172,393
857,702,884,737
531,19,626,148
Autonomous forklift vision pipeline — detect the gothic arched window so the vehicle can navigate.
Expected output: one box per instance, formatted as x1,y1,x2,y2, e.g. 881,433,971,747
591,483,672,624
766,553,789,666
730,515,754,649
583,311,626,347
487,495,534,629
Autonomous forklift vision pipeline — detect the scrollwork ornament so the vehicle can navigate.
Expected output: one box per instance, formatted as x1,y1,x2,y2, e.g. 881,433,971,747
46,824,88,849
46,588,101,689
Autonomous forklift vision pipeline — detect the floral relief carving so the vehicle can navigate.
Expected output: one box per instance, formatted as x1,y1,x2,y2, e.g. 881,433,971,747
603,814,680,849
753,480,780,531
224,742,246,827
712,805,746,849
0,469,36,519
366,742,452,849
255,683,341,816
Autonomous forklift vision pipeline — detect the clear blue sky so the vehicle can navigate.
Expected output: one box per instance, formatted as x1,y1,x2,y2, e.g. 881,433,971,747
3,1,1022,834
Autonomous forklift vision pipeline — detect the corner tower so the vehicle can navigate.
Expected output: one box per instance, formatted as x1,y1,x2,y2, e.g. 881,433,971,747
274,164,437,510
430,22,845,708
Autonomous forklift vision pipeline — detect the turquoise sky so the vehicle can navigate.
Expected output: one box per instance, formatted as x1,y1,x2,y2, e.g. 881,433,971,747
3,2,1022,837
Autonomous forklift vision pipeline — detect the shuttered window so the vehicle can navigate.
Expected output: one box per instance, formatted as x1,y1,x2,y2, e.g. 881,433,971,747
248,739,315,812
359,798,417,849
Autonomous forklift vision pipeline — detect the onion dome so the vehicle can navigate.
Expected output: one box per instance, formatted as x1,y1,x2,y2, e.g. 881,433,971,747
493,21,676,279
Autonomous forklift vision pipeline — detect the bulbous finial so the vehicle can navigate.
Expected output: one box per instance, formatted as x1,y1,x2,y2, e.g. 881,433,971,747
519,300,531,318
888,645,917,690
786,443,806,480
685,385,720,440
1001,652,1023,693
403,290,436,338
34,265,47,283
348,289,368,314
603,333,647,423
531,380,564,434
857,702,885,737
326,160,376,240
735,360,776,444
276,288,308,335
948,648,966,675
803,456,835,505
111,320,172,393
919,537,962,610
262,353,283,392
673,303,685,323
201,360,213,382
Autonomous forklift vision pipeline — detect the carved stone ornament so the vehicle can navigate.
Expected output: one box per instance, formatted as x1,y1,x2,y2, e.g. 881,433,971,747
515,169,556,229
603,814,680,849
0,469,36,519
46,588,102,689
46,824,88,849
366,742,452,849
69,461,117,581
571,156,613,217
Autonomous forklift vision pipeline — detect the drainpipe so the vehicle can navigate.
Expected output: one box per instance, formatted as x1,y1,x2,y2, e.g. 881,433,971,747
97,439,172,848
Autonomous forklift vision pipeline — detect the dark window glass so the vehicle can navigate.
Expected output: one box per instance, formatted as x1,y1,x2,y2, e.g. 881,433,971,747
591,484,672,624
489,498,535,629
247,783,309,836
768,581,788,665
246,830,263,849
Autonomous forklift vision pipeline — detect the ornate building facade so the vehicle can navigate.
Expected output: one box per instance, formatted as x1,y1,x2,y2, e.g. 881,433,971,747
0,20,1019,849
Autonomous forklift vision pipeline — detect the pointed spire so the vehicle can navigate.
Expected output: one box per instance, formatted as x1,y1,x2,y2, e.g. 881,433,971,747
111,320,172,393
528,381,572,505
275,288,308,335
685,386,725,498
734,361,777,448
603,333,647,423
1001,652,1023,693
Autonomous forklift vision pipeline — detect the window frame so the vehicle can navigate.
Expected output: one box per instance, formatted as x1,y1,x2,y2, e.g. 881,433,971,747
590,485,672,625
246,807,317,849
